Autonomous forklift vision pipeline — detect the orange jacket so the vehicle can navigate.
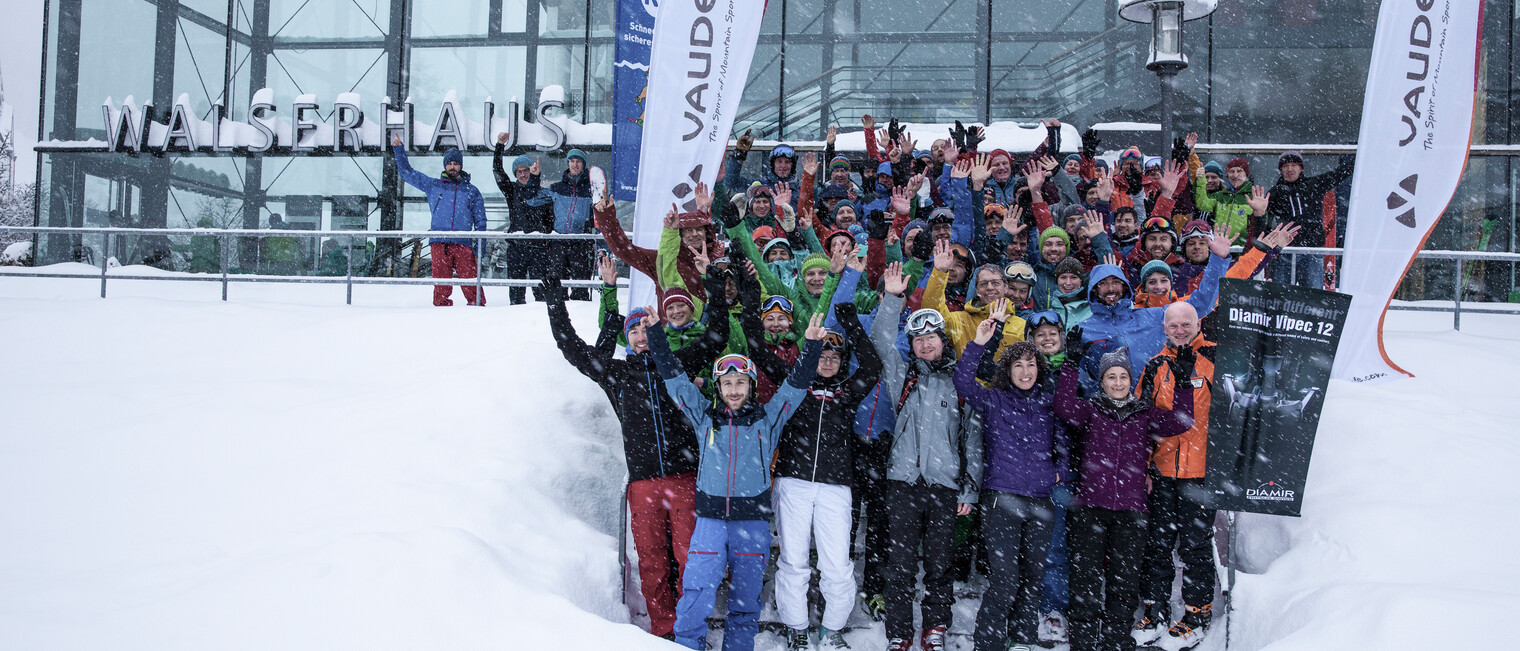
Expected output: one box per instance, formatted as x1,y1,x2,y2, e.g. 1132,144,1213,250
1133,245,1270,310
1139,335,1216,479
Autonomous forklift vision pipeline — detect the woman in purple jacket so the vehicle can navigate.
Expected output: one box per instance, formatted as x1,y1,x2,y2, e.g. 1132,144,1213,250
1052,331,1195,651
955,301,1070,651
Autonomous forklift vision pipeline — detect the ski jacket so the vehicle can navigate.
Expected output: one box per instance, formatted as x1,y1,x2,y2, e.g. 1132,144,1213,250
545,293,699,483
649,325,821,521
393,144,488,246
492,143,555,233
1266,158,1354,247
923,267,1028,357
1138,335,1217,480
1192,176,1255,246
871,291,985,503
1055,365,1194,512
773,308,883,486
550,170,594,234
955,341,1068,499
1080,257,1226,382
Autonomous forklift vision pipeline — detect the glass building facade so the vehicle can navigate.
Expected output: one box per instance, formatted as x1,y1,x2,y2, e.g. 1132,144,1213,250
28,0,1520,300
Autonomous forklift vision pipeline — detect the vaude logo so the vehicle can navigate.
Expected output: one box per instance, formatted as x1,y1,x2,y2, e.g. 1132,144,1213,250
1385,174,1418,229
1245,480,1296,502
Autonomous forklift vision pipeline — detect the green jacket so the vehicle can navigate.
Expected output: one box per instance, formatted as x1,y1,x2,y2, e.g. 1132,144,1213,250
1192,176,1254,245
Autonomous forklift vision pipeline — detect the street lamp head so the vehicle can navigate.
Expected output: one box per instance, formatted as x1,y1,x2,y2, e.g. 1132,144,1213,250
1118,0,1219,73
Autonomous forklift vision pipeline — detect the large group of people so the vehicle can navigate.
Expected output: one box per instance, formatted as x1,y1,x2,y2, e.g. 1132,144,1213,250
396,116,1355,651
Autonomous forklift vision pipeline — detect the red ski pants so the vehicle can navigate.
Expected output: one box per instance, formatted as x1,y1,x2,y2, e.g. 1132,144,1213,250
627,472,697,637
430,242,484,306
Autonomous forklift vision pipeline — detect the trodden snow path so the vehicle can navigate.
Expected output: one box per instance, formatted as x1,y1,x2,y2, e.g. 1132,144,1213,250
0,269,1517,650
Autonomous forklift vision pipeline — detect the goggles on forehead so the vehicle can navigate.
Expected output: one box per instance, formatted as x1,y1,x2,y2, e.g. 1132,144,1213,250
1144,217,1173,231
712,354,757,380
1027,311,1062,330
1003,262,1036,285
820,330,848,351
905,309,946,338
1180,221,1213,238
760,295,794,319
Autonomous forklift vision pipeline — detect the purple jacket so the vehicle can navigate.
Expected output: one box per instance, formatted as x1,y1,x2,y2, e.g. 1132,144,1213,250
955,342,1069,498
1053,365,1194,512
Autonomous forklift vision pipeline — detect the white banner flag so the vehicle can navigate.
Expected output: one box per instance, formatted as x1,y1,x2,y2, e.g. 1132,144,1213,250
627,0,768,309
1332,0,1483,384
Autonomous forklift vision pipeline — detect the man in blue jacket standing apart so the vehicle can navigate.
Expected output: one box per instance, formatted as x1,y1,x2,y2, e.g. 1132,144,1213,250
391,132,489,306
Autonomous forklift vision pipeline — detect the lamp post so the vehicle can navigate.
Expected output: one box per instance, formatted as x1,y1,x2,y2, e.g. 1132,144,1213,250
1119,0,1219,156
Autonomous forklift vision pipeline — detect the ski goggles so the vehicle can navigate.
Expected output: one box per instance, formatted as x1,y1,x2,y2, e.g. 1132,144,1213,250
1003,262,1036,285
1179,221,1213,241
771,144,796,159
1143,216,1173,231
712,354,757,380
760,295,794,320
820,330,848,352
904,308,946,339
1026,311,1062,330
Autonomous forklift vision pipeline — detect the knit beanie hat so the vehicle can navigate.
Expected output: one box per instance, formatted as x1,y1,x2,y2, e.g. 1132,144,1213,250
624,306,651,336
761,237,792,260
1278,150,1304,169
751,225,777,247
819,184,850,201
566,148,588,164
512,155,534,171
1093,158,1110,171
829,155,850,172
747,181,773,202
1040,226,1072,252
1097,347,1132,380
988,149,1013,165
1202,160,1226,178
442,148,464,168
800,253,832,277
1119,146,1143,163
1226,157,1250,174
1140,259,1174,284
832,200,858,221
1064,153,1082,166
660,288,695,315
824,229,856,253
1054,256,1085,280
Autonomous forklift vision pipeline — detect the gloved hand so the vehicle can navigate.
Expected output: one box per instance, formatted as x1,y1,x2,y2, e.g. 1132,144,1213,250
701,266,730,303
1064,326,1087,363
1124,167,1143,192
735,129,754,154
966,124,985,152
1172,342,1197,379
778,203,797,232
911,231,935,261
721,195,746,230
1171,136,1190,163
833,302,860,331
866,209,890,240
950,120,967,150
1080,128,1100,160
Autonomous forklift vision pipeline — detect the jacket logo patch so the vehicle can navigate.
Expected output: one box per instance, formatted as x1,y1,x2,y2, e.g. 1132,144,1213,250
1192,378,1204,388
941,400,949,408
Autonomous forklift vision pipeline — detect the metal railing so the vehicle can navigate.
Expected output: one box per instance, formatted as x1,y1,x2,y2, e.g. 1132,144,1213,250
2,226,1517,330
0,226,627,305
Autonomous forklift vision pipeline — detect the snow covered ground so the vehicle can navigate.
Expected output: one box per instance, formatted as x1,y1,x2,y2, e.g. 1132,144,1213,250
1,266,1517,650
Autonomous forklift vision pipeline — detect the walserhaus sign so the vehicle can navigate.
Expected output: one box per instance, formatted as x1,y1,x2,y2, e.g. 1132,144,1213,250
37,85,608,155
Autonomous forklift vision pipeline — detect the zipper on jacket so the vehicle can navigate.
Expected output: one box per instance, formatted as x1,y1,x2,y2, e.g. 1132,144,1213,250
726,413,735,518
811,398,826,483
646,364,666,475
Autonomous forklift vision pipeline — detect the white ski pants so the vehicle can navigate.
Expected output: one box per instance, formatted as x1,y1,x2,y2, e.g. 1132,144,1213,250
774,476,856,631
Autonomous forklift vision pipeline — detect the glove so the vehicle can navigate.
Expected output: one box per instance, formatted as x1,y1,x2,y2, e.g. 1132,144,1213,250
777,203,797,233
966,125,985,152
950,120,967,150
720,196,745,230
735,129,754,154
736,263,762,309
1080,128,1100,160
833,302,859,331
1045,124,1061,156
887,118,903,146
1172,343,1197,379
1064,326,1086,364
1171,136,1189,163
1124,167,1143,193
701,266,730,303
866,209,890,240
538,275,566,303
911,231,935,261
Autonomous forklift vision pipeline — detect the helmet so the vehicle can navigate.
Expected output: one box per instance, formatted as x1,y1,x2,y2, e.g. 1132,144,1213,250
1003,261,1036,286
905,308,947,339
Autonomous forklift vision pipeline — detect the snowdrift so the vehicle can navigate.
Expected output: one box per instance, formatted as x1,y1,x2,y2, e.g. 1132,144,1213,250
0,274,1517,650
0,277,673,650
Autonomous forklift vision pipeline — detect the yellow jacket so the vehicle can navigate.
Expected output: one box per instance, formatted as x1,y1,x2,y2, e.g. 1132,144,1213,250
923,268,1028,357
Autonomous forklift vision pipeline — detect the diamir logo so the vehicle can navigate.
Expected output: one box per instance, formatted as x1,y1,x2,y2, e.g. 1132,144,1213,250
1384,174,1418,228
1245,480,1295,502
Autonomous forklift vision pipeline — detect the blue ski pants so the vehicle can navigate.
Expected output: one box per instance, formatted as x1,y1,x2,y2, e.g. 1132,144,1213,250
672,517,772,651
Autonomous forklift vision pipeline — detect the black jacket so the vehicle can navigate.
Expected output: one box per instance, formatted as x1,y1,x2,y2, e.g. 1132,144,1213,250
546,287,730,483
1266,158,1355,247
769,306,883,486
493,143,554,233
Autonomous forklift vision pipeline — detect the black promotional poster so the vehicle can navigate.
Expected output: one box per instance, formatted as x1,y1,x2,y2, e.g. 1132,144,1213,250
1203,279,1351,517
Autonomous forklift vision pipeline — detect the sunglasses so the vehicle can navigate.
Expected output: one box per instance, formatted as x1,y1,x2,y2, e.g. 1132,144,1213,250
712,354,757,379
905,309,946,338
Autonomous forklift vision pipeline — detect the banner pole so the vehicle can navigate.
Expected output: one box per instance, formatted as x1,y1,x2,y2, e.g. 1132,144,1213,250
1224,510,1237,650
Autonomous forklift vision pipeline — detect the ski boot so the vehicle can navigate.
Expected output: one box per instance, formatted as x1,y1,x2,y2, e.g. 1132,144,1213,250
1155,604,1211,651
921,625,947,651
1132,600,1168,647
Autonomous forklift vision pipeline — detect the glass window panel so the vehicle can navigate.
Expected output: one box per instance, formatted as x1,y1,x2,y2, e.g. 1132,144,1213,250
539,0,586,37
502,0,529,33
734,43,782,138
584,41,614,124
179,0,230,20
535,43,586,120
992,0,1105,33
411,0,490,38
75,0,157,132
407,46,527,131
787,0,830,36
264,49,389,107
590,0,616,38
857,0,975,34
174,21,229,121
269,0,388,40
